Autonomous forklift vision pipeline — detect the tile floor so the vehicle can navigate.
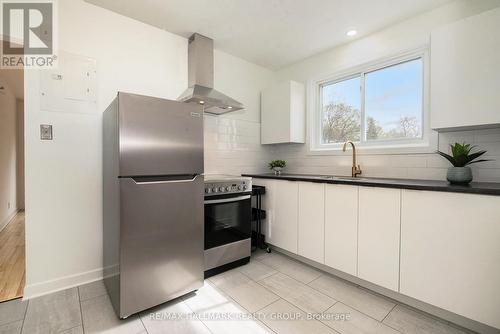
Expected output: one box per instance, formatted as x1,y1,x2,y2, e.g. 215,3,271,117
0,250,475,334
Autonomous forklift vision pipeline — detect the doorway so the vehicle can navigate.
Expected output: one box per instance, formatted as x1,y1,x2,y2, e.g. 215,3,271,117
0,65,25,302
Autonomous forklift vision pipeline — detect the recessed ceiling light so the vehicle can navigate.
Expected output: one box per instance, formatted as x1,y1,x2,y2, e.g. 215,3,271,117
346,30,357,37
199,100,205,105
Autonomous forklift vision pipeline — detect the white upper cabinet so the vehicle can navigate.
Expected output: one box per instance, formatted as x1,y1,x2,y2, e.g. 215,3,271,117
430,7,500,130
358,187,401,291
401,190,500,329
261,80,305,144
298,182,325,263
325,184,358,276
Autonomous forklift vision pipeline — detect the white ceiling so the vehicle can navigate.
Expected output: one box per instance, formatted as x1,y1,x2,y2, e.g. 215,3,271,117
85,0,451,69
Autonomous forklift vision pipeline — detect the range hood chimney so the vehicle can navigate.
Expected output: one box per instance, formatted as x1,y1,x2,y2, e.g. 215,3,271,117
178,33,244,115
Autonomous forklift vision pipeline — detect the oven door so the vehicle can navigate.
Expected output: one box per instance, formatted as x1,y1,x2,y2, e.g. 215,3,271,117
204,194,252,250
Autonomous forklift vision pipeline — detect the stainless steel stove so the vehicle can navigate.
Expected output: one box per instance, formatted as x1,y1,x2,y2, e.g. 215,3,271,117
204,175,252,196
203,175,253,276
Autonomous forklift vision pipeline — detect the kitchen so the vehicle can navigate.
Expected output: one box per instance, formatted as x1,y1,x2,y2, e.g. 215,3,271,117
1,0,500,334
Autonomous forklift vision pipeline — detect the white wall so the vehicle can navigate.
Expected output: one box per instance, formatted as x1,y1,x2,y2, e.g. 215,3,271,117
0,81,18,232
271,0,500,182
16,100,24,210
204,50,274,175
24,0,187,297
24,0,273,297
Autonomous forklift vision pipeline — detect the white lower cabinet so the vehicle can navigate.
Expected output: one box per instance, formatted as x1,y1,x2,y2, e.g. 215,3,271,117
254,178,298,253
298,182,325,263
358,187,401,291
324,184,358,276
254,178,500,330
401,190,500,329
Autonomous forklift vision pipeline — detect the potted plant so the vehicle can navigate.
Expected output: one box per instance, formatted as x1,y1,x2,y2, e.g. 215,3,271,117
437,143,489,185
268,160,286,175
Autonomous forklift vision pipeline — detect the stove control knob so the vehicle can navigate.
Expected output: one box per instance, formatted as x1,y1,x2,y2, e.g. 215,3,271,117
219,186,225,192
212,187,218,193
243,185,248,190
225,186,230,191
238,185,243,190
205,188,210,194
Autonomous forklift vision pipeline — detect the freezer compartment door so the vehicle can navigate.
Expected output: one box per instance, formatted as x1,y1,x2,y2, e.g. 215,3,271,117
118,93,203,177
119,175,204,317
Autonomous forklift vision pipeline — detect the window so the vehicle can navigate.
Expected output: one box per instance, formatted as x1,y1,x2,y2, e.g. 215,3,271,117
313,51,431,153
321,76,361,144
364,59,422,141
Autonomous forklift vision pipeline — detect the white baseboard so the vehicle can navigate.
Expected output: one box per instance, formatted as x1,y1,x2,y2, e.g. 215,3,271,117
0,209,20,233
23,267,103,300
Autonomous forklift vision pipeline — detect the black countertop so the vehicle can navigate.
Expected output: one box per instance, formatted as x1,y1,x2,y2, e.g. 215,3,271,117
243,173,500,196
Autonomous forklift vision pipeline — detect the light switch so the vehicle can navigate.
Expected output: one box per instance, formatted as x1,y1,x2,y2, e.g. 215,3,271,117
40,124,53,140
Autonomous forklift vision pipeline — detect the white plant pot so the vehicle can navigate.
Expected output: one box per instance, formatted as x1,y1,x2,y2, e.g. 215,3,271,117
447,167,473,185
272,167,283,175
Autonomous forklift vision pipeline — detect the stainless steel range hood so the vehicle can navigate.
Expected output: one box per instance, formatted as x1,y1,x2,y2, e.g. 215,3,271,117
178,33,244,115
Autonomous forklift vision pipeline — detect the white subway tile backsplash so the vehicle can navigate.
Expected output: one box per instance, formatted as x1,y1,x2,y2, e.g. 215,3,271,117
268,128,500,182
477,142,500,155
472,127,500,143
204,115,273,175
205,116,500,183
476,156,500,169
389,156,427,168
474,132,500,144
407,167,447,180
367,167,410,179
357,155,388,168
439,130,475,143
426,155,450,168
476,168,500,182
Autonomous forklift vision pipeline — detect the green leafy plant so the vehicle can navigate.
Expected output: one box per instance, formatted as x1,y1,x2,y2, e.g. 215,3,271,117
437,143,489,167
268,160,286,169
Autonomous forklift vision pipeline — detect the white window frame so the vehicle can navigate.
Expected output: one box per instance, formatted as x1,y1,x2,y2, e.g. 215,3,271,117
308,47,437,155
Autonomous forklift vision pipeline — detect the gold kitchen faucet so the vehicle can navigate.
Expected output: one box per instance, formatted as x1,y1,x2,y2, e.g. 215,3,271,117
343,141,362,178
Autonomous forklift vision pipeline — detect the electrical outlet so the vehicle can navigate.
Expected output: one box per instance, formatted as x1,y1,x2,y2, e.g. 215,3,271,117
40,124,53,140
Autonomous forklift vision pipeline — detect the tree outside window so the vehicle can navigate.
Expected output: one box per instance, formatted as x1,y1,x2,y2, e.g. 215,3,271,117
319,58,423,146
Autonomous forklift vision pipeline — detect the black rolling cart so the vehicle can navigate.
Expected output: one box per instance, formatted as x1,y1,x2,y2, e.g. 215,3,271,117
251,185,271,253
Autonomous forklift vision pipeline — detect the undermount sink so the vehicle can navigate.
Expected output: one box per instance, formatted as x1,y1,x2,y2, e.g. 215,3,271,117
276,174,371,182
317,175,371,181
319,175,336,180
335,176,370,181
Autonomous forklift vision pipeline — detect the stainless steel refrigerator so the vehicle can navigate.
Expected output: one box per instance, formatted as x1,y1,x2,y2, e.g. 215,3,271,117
103,92,204,318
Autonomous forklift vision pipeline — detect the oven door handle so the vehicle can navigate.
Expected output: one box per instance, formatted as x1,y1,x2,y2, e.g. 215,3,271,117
204,195,251,204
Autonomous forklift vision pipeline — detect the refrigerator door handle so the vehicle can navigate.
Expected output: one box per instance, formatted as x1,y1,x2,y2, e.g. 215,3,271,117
132,175,201,185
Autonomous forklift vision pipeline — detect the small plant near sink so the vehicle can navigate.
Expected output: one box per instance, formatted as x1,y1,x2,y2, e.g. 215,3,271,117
268,160,286,175
437,143,489,185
